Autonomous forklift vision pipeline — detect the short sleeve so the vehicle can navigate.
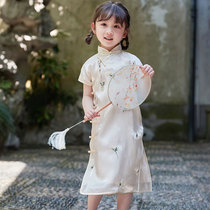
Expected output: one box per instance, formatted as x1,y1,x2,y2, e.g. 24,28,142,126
133,55,143,66
125,52,143,67
78,63,92,86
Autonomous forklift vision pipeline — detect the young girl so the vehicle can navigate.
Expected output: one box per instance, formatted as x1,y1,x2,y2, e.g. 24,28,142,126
78,1,154,209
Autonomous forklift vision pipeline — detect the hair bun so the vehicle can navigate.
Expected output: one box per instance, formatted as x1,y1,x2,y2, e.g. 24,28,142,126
85,31,94,45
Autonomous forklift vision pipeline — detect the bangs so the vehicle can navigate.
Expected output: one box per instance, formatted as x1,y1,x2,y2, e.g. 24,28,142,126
96,4,128,27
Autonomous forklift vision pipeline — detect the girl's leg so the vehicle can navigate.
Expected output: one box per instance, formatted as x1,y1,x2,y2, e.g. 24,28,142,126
88,195,103,210
117,193,133,210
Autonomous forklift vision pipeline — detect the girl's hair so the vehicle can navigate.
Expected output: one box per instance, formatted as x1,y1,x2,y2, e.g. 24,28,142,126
85,1,130,50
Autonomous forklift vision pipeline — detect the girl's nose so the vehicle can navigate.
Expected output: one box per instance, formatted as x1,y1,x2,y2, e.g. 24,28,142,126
106,28,113,35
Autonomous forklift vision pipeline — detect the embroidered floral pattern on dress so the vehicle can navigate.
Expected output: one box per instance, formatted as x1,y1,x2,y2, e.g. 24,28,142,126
100,81,105,87
118,180,126,192
133,127,144,140
111,147,118,157
89,164,94,177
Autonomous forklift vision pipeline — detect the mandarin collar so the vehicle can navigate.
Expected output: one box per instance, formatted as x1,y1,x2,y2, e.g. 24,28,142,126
98,44,122,57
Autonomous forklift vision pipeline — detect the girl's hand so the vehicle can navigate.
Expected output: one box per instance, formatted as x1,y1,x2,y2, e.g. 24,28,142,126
84,108,100,121
140,64,155,78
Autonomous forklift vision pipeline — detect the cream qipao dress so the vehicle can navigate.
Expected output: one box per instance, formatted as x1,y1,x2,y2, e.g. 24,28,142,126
78,44,152,195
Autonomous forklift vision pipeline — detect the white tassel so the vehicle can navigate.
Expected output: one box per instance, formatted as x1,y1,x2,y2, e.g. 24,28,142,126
48,120,84,150
48,128,70,150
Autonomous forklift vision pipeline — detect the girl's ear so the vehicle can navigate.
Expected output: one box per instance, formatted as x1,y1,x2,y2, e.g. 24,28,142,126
123,29,129,38
91,22,96,34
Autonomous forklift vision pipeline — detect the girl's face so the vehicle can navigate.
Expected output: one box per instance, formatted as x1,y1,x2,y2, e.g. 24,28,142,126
91,16,128,51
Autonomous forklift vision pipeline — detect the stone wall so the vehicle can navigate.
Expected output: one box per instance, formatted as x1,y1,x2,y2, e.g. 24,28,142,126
0,0,194,143
48,0,192,141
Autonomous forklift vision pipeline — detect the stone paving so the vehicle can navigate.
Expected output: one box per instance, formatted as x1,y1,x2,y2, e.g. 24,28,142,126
0,140,210,209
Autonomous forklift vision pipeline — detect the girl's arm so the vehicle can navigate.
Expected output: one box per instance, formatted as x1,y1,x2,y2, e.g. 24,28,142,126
82,84,100,121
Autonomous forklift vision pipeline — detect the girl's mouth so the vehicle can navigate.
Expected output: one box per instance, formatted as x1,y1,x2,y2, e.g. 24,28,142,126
104,37,113,41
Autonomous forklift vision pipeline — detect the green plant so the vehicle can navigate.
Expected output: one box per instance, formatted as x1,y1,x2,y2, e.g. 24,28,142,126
0,101,15,140
0,67,16,149
0,68,14,95
24,50,77,126
0,79,12,90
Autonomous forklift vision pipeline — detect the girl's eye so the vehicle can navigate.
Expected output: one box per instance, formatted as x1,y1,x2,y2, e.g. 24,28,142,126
114,25,121,29
101,23,106,26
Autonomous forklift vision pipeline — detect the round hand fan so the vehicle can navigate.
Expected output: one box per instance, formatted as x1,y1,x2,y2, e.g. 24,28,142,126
108,64,151,110
48,64,151,150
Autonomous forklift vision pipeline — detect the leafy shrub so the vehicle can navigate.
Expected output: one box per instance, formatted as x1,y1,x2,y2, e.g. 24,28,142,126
0,101,15,138
24,50,77,126
0,67,15,139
